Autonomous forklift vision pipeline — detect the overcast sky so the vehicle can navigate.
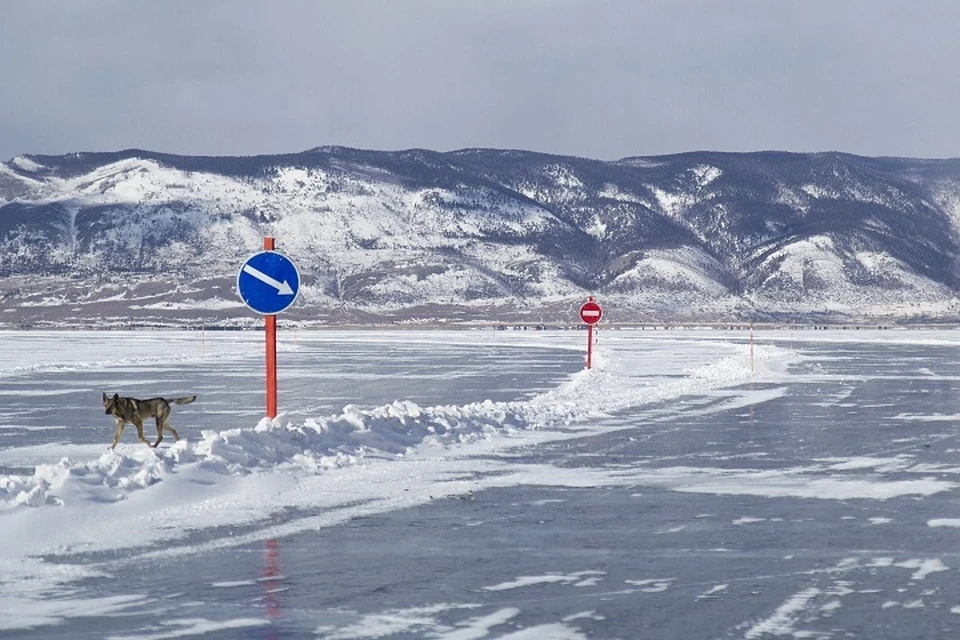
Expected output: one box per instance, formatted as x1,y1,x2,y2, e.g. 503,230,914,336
2,0,959,162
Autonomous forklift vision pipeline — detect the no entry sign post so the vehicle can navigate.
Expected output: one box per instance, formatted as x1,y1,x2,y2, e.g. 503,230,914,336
579,296,603,369
237,237,301,418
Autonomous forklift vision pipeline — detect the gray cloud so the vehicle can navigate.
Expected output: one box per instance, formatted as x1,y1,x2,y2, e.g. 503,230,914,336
2,0,959,161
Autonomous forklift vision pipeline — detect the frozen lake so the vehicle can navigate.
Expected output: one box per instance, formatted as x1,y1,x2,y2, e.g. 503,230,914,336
3,328,960,639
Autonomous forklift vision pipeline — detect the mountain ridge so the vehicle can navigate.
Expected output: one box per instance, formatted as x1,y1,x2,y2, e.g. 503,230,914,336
3,147,960,328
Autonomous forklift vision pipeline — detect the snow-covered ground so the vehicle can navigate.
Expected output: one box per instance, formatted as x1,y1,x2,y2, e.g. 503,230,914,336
3,328,960,638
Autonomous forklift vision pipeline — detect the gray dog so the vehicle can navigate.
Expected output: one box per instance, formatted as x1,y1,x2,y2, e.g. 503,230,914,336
102,392,196,449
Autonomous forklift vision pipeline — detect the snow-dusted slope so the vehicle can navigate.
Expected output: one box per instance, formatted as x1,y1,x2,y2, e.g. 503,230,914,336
2,148,960,326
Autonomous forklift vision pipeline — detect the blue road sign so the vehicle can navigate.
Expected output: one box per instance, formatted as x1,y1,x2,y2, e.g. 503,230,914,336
237,250,301,315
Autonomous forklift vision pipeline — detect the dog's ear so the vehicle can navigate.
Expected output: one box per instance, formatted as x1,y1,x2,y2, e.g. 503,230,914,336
102,392,107,402
113,393,119,401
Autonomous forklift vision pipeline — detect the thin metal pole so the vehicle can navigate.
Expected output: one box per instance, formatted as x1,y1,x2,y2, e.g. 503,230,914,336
264,236,278,418
586,323,593,369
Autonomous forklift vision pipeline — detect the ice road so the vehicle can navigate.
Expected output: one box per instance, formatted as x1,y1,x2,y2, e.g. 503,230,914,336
3,328,960,639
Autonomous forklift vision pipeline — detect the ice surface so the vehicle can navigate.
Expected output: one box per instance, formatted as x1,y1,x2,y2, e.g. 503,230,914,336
4,328,960,638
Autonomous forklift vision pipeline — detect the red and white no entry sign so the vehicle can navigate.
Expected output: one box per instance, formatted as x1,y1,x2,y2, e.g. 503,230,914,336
579,297,602,370
580,300,603,325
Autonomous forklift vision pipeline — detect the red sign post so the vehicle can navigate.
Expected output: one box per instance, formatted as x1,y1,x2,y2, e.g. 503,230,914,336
579,296,603,369
263,237,278,417
237,237,300,418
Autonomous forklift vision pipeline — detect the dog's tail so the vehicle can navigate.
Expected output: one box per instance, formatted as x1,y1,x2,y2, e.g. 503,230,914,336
170,396,197,405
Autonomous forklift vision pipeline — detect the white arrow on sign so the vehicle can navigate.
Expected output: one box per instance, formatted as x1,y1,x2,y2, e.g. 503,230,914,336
242,264,295,295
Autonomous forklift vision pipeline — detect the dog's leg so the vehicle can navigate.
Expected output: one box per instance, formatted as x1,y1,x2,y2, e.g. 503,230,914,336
153,417,164,448
153,404,176,447
163,420,180,442
133,418,151,447
110,419,125,449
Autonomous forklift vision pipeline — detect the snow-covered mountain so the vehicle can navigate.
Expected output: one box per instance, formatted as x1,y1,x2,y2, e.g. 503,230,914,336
3,147,960,327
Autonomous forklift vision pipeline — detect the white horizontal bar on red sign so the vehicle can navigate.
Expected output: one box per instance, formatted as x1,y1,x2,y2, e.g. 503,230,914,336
582,310,601,317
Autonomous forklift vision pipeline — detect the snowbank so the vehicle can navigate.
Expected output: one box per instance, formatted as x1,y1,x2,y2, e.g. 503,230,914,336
0,339,769,511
